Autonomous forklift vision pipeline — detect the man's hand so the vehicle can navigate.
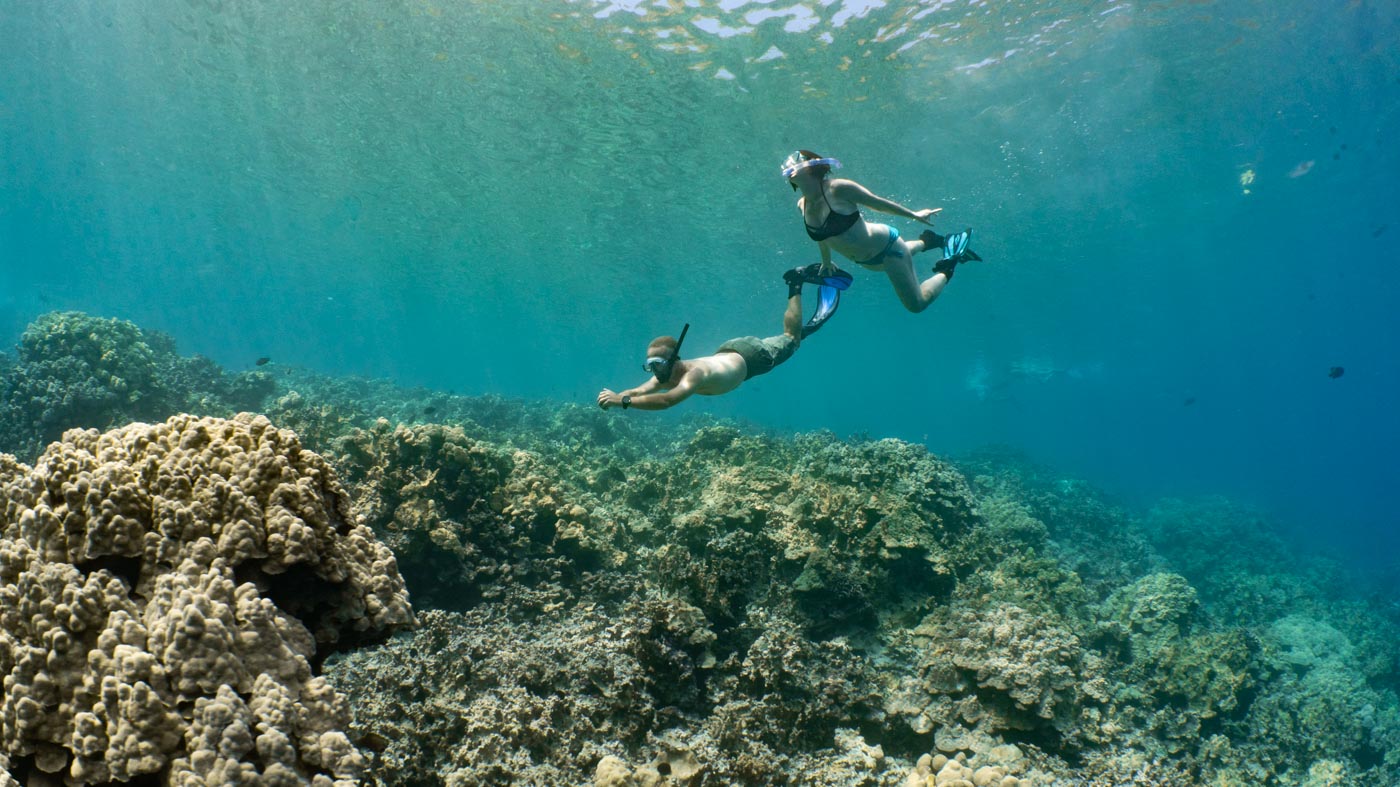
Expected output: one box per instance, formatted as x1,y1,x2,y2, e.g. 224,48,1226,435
597,389,621,410
912,207,943,225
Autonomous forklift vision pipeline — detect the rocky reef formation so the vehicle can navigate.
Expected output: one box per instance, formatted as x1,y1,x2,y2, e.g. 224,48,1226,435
317,423,1399,786
2,311,1397,786
0,312,273,462
0,413,413,784
320,421,1400,786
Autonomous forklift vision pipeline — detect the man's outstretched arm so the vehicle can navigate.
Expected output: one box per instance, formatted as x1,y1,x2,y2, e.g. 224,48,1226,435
620,376,664,398
599,376,697,411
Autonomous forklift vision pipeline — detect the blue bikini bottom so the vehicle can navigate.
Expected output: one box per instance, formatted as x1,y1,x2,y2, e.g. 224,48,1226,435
858,226,902,267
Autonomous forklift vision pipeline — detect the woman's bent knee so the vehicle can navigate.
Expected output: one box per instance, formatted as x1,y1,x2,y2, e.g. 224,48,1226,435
897,290,929,313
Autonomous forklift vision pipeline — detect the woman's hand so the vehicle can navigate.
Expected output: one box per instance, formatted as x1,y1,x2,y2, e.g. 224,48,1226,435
912,207,943,225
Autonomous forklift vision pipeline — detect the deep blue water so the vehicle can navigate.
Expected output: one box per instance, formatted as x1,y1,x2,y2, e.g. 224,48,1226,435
2,1,1397,567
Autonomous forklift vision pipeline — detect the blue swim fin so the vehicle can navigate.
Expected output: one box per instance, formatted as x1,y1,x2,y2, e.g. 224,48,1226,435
801,284,841,338
791,263,853,291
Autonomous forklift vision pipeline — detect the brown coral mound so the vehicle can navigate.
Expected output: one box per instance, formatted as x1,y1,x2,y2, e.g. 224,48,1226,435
0,414,413,785
329,419,601,609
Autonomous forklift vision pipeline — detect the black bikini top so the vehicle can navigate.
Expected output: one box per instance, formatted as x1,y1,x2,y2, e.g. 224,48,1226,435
804,186,860,241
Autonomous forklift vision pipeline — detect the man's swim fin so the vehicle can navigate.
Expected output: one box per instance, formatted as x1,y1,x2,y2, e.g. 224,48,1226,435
783,267,846,338
801,284,841,338
788,263,853,291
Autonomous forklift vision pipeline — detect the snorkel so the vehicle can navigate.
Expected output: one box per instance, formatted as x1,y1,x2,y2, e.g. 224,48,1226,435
643,323,689,383
781,150,842,181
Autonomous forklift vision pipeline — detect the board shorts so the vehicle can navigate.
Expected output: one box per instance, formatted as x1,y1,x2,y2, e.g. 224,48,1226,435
716,334,798,380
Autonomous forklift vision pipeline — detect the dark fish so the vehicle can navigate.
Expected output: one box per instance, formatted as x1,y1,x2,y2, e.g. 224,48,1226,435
357,732,389,753
1373,224,1389,238
423,405,438,415
1329,366,1345,379
255,357,271,366
1183,397,1197,406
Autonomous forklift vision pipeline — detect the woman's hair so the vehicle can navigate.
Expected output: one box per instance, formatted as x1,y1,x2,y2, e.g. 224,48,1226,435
797,149,832,177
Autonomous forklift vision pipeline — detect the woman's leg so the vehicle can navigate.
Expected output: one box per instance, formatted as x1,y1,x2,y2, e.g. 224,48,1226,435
885,241,949,313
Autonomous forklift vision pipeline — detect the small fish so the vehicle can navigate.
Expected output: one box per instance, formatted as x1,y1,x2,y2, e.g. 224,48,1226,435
1328,366,1345,379
1183,397,1197,406
357,732,389,754
1373,224,1389,239
1287,160,1314,178
423,405,438,415
255,357,271,366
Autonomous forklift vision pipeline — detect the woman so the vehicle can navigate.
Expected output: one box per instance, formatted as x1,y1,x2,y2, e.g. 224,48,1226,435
783,150,978,313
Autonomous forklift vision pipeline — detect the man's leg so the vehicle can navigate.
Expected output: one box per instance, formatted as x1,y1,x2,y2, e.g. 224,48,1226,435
783,289,803,343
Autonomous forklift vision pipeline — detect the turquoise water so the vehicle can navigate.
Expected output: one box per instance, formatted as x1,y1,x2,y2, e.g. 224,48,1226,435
2,1,1397,564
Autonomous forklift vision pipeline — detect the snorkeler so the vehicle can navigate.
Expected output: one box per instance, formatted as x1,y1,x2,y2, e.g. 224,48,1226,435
597,266,849,411
783,150,981,313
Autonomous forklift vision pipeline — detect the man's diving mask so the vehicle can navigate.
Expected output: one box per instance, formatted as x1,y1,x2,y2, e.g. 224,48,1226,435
781,150,842,180
644,323,690,382
642,355,673,379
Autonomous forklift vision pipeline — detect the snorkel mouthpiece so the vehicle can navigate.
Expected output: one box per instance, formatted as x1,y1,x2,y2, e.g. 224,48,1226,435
781,150,842,179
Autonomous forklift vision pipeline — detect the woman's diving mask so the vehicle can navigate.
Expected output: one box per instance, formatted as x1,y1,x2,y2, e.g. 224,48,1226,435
781,150,842,180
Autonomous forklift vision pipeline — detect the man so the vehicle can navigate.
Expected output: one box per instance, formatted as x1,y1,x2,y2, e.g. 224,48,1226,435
597,267,848,411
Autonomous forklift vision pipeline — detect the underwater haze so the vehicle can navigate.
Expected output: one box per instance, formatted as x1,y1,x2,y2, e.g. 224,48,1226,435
2,1,1398,565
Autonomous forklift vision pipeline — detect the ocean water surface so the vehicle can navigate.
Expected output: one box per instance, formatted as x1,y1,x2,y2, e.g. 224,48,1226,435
2,1,1397,567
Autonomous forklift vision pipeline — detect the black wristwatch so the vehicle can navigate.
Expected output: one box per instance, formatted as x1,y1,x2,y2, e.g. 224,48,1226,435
621,395,632,410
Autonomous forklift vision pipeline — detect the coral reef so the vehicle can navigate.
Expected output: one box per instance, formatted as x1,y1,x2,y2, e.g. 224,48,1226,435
623,428,978,639
2,311,1397,786
323,418,619,610
0,312,273,461
0,414,412,784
